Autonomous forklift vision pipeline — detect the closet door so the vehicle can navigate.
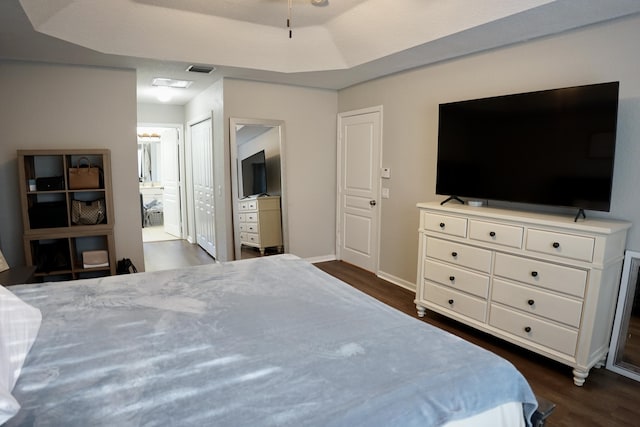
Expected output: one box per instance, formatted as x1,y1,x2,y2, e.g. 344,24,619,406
190,119,216,258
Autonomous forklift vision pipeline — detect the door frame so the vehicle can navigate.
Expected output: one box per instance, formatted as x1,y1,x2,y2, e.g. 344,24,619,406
336,105,383,273
137,122,186,239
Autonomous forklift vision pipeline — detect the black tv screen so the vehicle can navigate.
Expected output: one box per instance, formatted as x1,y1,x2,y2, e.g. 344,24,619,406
436,82,620,212
241,150,267,198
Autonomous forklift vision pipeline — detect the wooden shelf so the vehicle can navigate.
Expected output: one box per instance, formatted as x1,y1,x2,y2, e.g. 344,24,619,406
18,149,116,281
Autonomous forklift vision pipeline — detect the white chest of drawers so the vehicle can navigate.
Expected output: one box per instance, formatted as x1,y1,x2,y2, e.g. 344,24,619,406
238,196,283,255
415,201,631,385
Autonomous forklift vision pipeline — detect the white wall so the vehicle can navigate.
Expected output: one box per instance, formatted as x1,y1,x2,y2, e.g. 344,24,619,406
338,15,640,286
223,79,338,260
137,103,185,124
0,62,144,271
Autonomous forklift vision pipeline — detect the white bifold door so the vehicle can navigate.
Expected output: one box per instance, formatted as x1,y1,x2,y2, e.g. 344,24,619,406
190,118,216,258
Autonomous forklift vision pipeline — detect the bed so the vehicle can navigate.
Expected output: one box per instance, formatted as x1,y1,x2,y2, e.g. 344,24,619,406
1,254,537,426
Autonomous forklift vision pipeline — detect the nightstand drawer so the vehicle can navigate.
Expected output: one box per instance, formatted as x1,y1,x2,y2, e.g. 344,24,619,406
526,229,594,262
469,220,523,249
422,212,467,237
490,304,578,356
423,259,489,299
423,281,486,322
494,252,587,298
425,238,492,273
492,278,583,328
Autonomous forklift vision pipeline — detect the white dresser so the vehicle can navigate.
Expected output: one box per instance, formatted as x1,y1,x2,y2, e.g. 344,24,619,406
415,201,631,385
238,196,283,255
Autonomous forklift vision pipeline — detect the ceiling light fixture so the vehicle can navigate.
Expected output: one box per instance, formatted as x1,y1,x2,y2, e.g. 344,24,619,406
287,0,293,38
151,77,193,88
155,87,173,103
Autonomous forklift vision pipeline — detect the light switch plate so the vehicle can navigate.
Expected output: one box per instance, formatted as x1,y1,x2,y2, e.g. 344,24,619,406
381,167,391,179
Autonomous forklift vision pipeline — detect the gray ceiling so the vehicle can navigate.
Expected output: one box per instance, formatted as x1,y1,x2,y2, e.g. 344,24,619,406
2,0,640,105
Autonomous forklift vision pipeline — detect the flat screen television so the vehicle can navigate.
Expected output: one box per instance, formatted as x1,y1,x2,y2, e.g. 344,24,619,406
240,150,267,198
435,81,620,212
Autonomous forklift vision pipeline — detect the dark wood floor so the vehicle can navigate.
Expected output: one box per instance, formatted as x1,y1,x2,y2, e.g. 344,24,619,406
315,261,640,427
143,242,640,426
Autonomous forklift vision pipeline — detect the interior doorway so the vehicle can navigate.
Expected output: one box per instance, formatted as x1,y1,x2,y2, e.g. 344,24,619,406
137,124,185,243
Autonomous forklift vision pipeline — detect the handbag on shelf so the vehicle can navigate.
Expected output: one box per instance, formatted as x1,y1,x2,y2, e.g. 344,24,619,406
68,157,100,189
71,199,105,225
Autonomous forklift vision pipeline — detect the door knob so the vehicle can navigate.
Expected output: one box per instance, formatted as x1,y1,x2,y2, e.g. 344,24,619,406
369,200,377,206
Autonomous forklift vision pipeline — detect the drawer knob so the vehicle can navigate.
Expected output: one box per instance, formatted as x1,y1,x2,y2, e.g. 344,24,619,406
448,299,454,305
527,299,535,306
489,231,496,237
552,242,560,249
524,326,532,333
449,276,455,282
531,271,538,278
439,222,445,228
451,251,458,257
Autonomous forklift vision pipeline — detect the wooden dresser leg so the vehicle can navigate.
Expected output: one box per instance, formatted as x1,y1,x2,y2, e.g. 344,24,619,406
572,368,589,386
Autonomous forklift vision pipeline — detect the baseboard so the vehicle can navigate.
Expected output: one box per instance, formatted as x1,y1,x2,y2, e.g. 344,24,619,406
305,254,337,263
377,270,416,292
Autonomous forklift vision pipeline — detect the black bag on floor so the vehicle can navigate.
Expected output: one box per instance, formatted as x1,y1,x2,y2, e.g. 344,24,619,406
116,258,137,274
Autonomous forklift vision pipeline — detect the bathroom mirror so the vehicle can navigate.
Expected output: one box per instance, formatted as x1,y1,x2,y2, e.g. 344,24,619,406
607,250,640,382
229,118,288,260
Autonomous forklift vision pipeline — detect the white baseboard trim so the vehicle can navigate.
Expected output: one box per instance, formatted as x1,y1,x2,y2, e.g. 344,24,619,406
306,254,337,264
377,270,416,292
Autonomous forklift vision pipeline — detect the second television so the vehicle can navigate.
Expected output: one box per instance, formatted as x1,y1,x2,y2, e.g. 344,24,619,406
240,150,267,198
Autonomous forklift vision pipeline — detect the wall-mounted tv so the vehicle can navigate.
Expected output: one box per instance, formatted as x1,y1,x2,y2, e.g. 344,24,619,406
240,150,267,198
435,81,620,212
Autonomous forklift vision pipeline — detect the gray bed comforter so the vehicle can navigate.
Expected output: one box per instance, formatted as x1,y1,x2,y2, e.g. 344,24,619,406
8,254,537,426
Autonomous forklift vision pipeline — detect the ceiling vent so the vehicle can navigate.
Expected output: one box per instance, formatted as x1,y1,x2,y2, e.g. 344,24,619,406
187,65,216,74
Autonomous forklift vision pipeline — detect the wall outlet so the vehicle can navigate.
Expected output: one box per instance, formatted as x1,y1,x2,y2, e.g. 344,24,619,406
382,187,390,199
381,167,391,179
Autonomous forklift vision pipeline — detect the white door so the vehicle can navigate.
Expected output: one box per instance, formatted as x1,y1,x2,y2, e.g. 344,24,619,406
190,119,216,258
337,107,382,272
161,128,181,237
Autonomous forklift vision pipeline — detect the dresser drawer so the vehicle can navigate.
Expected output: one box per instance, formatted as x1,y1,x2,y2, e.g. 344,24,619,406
423,282,487,322
423,259,489,299
490,305,578,356
425,238,492,273
247,200,258,210
246,222,259,233
422,212,467,237
526,229,595,262
239,201,250,211
238,213,247,222
239,231,248,242
246,212,258,222
245,233,260,245
469,220,523,249
238,223,248,232
492,278,583,328
494,253,587,298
